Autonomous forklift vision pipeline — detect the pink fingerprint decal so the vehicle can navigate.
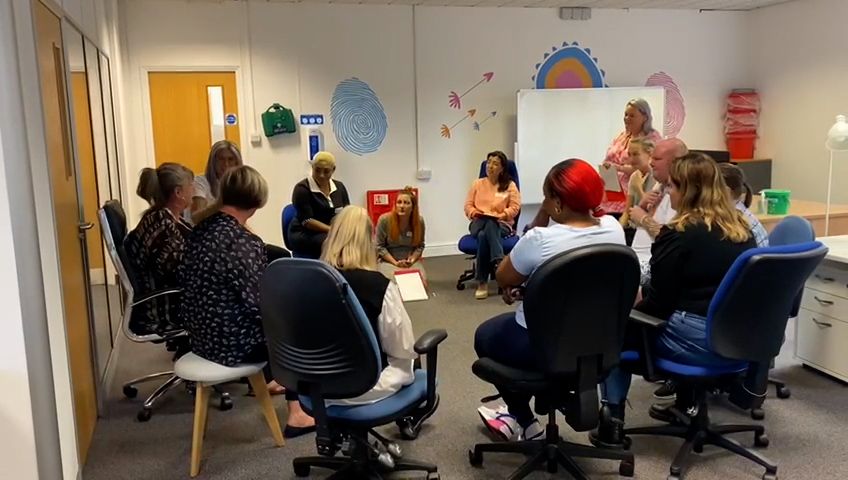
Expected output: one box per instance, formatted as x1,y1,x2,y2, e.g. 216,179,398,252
646,72,685,138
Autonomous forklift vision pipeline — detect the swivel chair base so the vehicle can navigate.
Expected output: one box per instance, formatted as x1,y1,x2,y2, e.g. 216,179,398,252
124,372,232,422
624,401,776,480
469,412,634,480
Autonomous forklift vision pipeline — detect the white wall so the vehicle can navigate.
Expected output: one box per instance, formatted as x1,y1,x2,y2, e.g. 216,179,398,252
749,0,848,205
120,0,751,251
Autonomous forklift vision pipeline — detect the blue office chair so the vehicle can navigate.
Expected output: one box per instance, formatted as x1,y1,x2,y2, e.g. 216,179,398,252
623,242,828,480
456,158,521,290
281,204,314,259
260,258,447,479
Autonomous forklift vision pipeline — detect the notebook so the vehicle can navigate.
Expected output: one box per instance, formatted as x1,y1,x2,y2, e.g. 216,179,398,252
599,164,622,193
394,269,429,302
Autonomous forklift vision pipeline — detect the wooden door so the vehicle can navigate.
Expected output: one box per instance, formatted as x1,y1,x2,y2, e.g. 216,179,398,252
33,1,97,462
148,72,240,174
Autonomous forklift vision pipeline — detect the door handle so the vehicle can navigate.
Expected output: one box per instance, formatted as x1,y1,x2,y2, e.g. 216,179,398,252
811,317,833,328
79,222,94,231
814,296,835,306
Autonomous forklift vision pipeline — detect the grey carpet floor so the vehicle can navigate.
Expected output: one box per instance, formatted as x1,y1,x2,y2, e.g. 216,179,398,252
84,255,848,480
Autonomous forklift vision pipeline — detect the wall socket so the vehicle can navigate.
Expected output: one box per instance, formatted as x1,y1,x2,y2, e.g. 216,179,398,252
416,168,432,180
249,133,262,145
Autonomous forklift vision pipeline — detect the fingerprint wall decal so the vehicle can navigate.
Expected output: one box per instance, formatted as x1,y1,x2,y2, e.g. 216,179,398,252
645,72,686,138
330,78,387,155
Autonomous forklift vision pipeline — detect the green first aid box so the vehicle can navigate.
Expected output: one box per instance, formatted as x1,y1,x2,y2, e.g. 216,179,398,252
262,104,296,137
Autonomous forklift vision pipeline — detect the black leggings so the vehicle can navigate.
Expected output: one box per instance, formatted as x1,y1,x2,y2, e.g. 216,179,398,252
244,345,298,401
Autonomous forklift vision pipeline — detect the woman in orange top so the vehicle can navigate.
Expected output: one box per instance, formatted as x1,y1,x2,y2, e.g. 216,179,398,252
464,151,521,299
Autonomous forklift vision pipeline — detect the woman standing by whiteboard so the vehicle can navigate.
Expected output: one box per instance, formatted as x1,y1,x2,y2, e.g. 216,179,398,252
600,98,662,215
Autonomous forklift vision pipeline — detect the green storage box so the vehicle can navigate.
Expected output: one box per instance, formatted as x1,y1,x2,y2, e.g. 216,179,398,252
762,189,791,215
262,104,296,137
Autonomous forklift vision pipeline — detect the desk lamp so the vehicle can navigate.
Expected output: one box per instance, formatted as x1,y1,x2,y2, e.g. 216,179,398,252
825,115,848,236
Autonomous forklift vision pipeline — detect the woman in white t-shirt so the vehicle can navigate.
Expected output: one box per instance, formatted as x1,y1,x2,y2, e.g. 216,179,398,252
474,159,626,442
189,140,243,221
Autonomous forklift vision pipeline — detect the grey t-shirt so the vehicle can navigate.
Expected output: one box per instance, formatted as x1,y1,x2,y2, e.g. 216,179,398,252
193,175,213,202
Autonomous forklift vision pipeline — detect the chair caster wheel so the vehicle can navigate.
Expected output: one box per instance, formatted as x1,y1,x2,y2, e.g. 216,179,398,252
776,386,790,399
456,282,466,291
619,460,635,477
693,442,703,454
123,385,138,399
397,418,420,440
755,433,769,448
751,408,765,420
293,464,310,477
386,442,403,458
762,472,778,480
137,408,152,422
468,449,483,467
219,396,233,411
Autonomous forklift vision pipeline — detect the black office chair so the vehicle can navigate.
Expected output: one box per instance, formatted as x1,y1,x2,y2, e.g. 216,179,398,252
260,258,446,479
469,244,641,479
99,200,232,421
623,242,828,480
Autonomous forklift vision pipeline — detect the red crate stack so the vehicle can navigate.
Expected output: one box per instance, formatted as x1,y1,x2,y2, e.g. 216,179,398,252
725,89,760,159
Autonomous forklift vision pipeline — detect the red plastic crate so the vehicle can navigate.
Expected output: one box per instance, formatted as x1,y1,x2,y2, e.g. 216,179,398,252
726,134,757,159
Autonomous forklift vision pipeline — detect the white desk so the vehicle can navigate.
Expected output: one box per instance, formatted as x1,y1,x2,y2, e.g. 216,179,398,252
795,235,848,382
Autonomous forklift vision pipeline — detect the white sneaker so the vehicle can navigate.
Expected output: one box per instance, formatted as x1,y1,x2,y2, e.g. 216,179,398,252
477,405,519,441
520,419,544,441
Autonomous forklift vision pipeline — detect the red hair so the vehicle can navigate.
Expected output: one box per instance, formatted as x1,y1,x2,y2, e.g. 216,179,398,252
543,159,605,217
388,188,423,246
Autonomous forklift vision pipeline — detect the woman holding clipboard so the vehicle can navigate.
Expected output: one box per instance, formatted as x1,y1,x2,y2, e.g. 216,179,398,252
464,151,521,300
600,98,662,216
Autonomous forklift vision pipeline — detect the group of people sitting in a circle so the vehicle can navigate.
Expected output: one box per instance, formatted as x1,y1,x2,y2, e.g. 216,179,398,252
126,96,769,447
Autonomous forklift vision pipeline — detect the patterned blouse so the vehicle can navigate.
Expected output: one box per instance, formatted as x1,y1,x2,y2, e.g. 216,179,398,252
178,212,267,366
600,129,662,214
124,208,192,335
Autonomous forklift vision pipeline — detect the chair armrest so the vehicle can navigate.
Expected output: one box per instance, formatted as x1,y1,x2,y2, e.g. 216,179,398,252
414,329,447,416
630,309,667,329
414,329,447,354
131,288,182,307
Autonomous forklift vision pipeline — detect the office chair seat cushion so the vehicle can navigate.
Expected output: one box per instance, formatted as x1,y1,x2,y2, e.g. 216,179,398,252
300,370,428,425
620,350,640,363
458,234,519,255
655,357,748,377
174,352,266,384
471,357,548,392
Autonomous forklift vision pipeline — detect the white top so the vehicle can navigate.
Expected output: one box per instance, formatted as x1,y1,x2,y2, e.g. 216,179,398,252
307,176,339,208
631,191,676,262
329,282,417,405
510,215,626,328
193,175,213,202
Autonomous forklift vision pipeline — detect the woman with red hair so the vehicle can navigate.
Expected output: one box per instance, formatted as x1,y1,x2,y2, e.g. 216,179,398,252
475,159,626,442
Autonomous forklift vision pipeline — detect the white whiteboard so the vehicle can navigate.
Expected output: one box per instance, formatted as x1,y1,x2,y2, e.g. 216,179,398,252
516,87,665,204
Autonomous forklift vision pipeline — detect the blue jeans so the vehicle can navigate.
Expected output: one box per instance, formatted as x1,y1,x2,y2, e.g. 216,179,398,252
474,312,540,426
602,311,740,405
469,218,510,282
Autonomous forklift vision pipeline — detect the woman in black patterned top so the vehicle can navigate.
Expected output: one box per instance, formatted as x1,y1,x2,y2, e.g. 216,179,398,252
178,165,315,437
124,163,194,335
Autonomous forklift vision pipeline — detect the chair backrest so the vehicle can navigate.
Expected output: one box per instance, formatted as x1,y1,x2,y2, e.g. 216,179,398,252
98,200,136,295
523,244,640,378
477,158,521,227
769,215,815,246
281,204,297,249
260,258,381,400
707,242,827,362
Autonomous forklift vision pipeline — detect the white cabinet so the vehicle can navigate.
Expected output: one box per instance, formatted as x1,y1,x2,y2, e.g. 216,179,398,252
795,237,848,382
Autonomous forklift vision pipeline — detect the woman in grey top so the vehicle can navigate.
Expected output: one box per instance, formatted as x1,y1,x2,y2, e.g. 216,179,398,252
189,140,243,222
376,188,426,280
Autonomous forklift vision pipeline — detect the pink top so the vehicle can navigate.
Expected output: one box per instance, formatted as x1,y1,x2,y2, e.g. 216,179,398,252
464,178,521,229
600,130,662,213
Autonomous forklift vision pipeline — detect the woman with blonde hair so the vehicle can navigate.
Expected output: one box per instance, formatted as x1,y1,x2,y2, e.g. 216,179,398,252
179,165,314,437
376,187,426,279
289,151,351,258
592,152,756,448
321,206,417,405
190,140,243,219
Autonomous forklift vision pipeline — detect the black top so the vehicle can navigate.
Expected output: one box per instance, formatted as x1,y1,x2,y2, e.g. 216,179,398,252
178,212,267,366
290,178,350,233
124,208,192,334
339,268,390,369
637,222,756,320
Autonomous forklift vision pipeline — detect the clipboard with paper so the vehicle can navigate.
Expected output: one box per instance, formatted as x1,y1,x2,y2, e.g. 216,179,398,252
393,269,429,302
599,164,622,193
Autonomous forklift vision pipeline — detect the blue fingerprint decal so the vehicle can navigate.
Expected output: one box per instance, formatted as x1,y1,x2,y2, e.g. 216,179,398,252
330,78,387,156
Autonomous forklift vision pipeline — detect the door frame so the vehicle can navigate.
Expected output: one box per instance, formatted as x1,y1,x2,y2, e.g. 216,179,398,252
139,66,246,180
